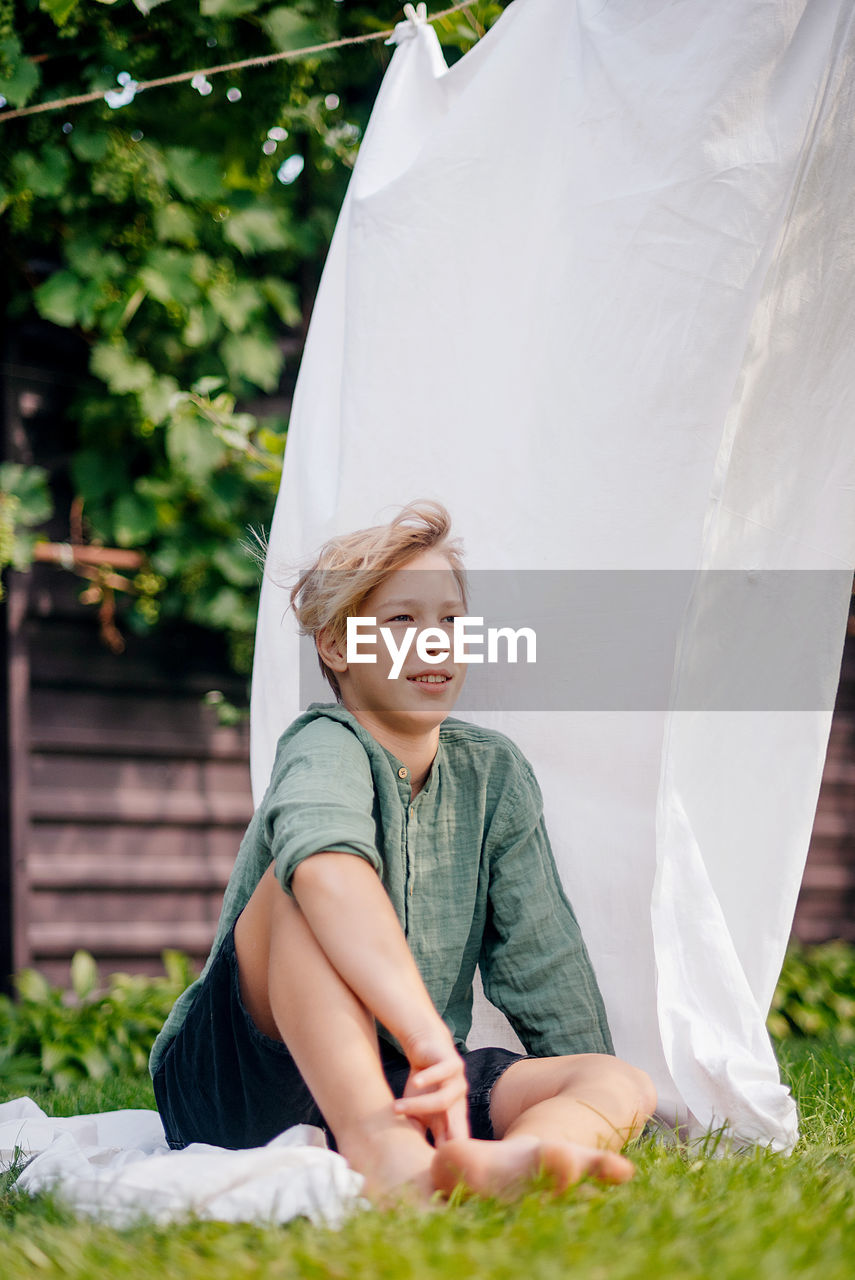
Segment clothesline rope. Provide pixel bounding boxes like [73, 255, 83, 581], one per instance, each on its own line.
[0, 2, 474, 124]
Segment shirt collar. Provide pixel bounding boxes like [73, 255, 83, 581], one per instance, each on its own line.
[380, 738, 442, 803]
[302, 702, 442, 802]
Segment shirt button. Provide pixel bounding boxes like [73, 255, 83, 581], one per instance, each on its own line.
[397, 767, 408, 779]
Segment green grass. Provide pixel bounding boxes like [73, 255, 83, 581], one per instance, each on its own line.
[1, 1039, 854, 1279]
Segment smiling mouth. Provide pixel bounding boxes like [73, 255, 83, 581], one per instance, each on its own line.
[407, 674, 451, 684]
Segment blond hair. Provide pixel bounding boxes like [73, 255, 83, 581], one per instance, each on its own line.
[290, 501, 466, 699]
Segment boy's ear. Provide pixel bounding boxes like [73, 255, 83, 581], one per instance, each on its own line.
[316, 626, 348, 673]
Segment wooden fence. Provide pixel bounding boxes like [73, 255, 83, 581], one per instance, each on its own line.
[792, 608, 855, 942]
[2, 568, 253, 987]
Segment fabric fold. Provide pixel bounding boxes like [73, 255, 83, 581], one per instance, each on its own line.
[1, 1098, 364, 1227]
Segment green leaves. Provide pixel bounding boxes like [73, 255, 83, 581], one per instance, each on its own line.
[33, 236, 125, 330]
[166, 413, 228, 486]
[221, 331, 284, 391]
[139, 374, 181, 426]
[261, 277, 301, 326]
[66, 237, 124, 283]
[0, 0, 427, 679]
[222, 206, 293, 256]
[201, 0, 258, 15]
[67, 127, 110, 164]
[0, 36, 41, 108]
[112, 492, 159, 546]
[39, 0, 80, 27]
[35, 272, 104, 328]
[90, 344, 181, 427]
[91, 341, 156, 395]
[208, 279, 266, 332]
[155, 202, 199, 247]
[769, 940, 855, 1043]
[213, 541, 260, 587]
[163, 148, 225, 203]
[0, 464, 53, 591]
[12, 145, 70, 198]
[71, 449, 129, 502]
[70, 950, 98, 1001]
[0, 951, 199, 1091]
[262, 7, 325, 52]
[14, 967, 52, 1005]
[0, 464, 53, 527]
[139, 247, 202, 308]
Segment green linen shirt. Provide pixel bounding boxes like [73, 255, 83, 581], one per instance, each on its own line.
[150, 704, 613, 1075]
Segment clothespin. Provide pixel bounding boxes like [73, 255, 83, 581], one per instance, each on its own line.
[386, 2, 428, 45]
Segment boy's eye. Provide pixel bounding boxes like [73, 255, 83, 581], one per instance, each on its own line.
[385, 613, 460, 624]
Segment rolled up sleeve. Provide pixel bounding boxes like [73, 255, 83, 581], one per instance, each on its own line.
[263, 719, 383, 895]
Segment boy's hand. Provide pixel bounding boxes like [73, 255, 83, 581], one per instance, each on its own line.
[394, 1030, 470, 1145]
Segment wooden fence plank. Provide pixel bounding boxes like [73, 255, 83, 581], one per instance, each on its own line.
[29, 920, 221, 957]
[28, 855, 234, 890]
[29, 689, 249, 760]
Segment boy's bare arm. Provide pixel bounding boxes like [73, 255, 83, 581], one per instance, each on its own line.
[291, 852, 467, 1140]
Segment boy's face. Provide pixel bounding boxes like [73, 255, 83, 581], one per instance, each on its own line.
[324, 547, 467, 736]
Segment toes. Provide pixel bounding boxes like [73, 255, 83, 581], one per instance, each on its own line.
[431, 1139, 480, 1194]
[587, 1149, 636, 1184]
[541, 1141, 636, 1189]
[431, 1136, 637, 1201]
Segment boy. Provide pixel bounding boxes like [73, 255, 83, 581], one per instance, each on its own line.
[150, 502, 655, 1203]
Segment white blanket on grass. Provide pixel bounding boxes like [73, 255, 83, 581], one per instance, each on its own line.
[0, 1098, 363, 1227]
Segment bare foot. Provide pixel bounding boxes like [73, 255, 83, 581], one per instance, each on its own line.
[431, 1135, 635, 1201]
[340, 1125, 438, 1208]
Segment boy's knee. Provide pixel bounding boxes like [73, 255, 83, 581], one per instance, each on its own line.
[574, 1053, 657, 1118]
[626, 1062, 657, 1118]
[610, 1058, 657, 1119]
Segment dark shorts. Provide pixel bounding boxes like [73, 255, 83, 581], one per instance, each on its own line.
[152, 923, 528, 1151]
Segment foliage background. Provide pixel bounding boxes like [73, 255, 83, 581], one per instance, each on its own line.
[0, 0, 504, 676]
[2, 938, 852, 1097]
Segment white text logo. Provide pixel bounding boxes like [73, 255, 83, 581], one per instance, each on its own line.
[346, 617, 537, 679]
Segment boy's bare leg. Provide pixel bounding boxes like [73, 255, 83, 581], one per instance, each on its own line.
[432, 1054, 656, 1198]
[235, 859, 651, 1203]
[234, 866, 436, 1203]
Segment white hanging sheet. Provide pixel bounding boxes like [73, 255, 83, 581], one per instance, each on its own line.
[252, 0, 855, 1152]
